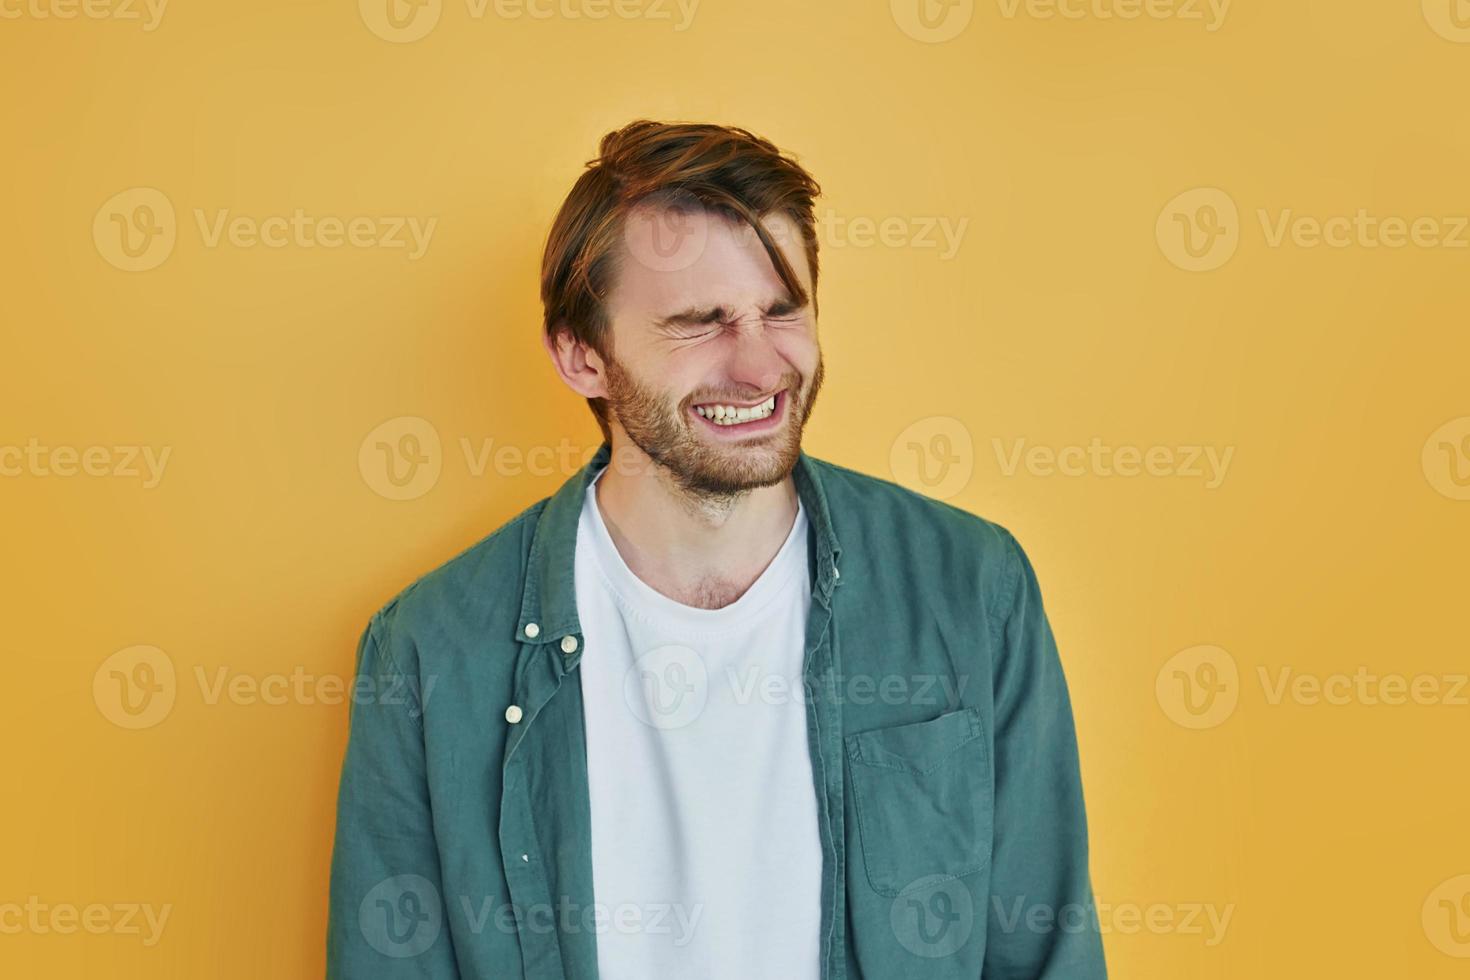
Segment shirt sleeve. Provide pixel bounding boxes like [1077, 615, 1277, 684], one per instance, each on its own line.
[982, 531, 1108, 979]
[326, 614, 461, 978]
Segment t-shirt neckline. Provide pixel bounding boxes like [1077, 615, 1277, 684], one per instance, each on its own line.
[580, 465, 809, 631]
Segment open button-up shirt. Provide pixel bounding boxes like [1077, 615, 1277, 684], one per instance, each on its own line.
[327, 439, 1107, 979]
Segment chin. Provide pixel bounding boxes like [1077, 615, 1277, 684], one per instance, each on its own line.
[679, 440, 799, 496]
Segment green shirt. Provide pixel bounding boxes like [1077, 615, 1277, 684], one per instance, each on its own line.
[327, 439, 1107, 978]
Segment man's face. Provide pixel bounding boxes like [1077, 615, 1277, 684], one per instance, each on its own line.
[599, 204, 824, 497]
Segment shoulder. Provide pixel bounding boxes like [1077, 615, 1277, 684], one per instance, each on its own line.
[803, 453, 1031, 614]
[804, 453, 1024, 559]
[365, 497, 549, 644]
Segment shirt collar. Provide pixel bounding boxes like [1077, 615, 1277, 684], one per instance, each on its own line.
[513, 439, 842, 646]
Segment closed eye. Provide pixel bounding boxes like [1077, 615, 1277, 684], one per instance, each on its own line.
[657, 299, 805, 332]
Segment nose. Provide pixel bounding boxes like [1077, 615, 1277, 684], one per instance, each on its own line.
[722, 320, 789, 398]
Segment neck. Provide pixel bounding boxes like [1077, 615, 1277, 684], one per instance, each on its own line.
[592, 439, 801, 609]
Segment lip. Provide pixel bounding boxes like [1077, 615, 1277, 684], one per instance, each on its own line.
[689, 390, 787, 438]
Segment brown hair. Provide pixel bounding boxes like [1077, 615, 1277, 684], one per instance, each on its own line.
[540, 120, 823, 443]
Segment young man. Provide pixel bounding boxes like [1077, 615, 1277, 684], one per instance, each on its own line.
[328, 120, 1107, 979]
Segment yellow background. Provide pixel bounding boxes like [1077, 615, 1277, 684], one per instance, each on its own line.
[4, 0, 1469, 975]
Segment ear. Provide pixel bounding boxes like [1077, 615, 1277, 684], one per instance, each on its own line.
[542, 324, 609, 401]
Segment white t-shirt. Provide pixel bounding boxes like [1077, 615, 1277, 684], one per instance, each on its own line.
[574, 465, 822, 980]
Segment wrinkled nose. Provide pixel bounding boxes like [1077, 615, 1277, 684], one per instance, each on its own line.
[722, 323, 789, 399]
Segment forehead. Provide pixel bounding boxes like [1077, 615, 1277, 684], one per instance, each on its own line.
[607, 205, 811, 317]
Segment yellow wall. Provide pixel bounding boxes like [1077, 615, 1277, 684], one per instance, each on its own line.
[4, 0, 1469, 975]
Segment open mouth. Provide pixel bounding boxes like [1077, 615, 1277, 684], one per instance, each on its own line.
[689, 390, 787, 435]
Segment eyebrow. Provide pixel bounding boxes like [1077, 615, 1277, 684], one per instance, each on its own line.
[655, 297, 802, 329]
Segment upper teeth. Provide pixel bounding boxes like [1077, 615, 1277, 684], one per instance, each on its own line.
[695, 395, 777, 425]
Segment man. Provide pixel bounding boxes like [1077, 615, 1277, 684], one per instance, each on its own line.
[328, 120, 1107, 979]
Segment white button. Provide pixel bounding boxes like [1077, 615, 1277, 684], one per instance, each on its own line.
[560, 635, 578, 654]
[505, 705, 523, 724]
[521, 853, 529, 862]
[523, 622, 540, 638]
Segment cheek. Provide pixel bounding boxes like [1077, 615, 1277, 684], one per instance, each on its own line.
[774, 329, 820, 376]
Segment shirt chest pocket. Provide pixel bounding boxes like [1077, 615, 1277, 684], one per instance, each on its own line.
[844, 706, 993, 898]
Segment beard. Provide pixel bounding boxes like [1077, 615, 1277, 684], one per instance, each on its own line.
[602, 353, 825, 498]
